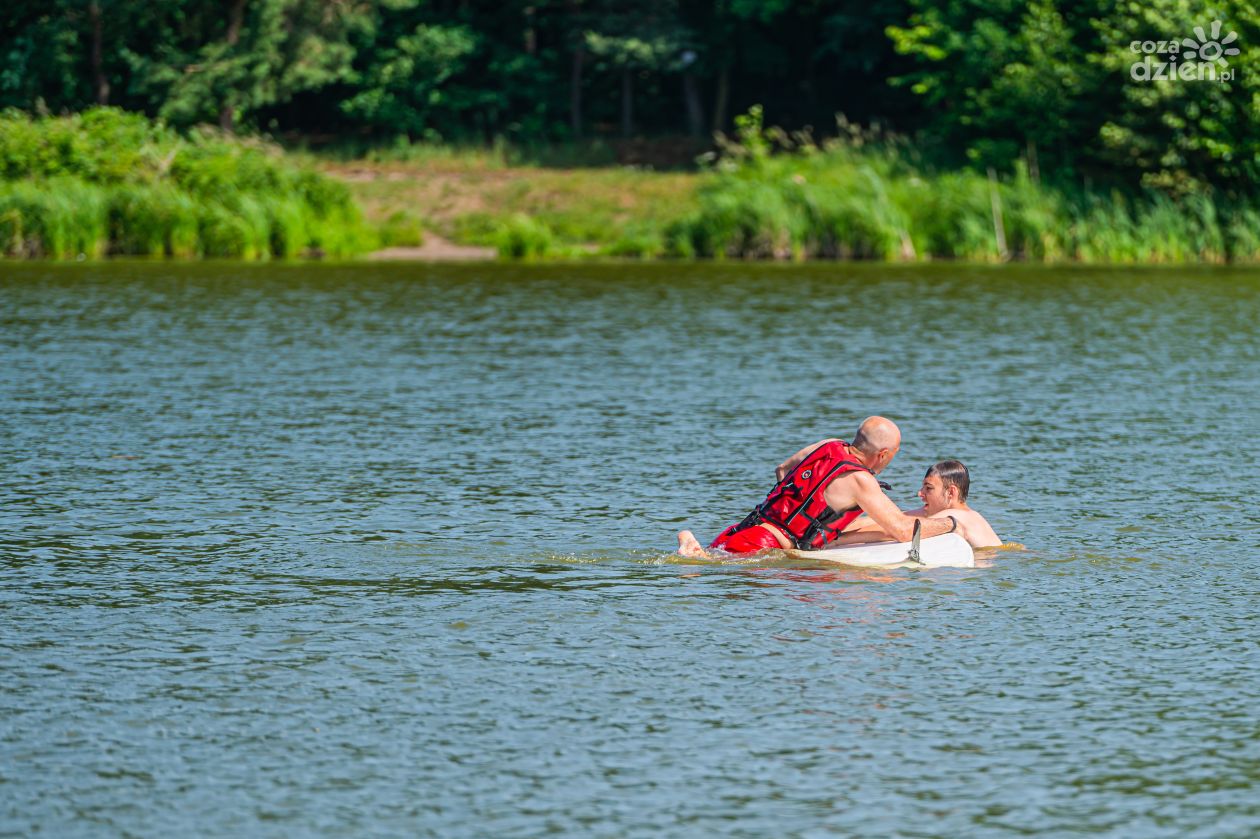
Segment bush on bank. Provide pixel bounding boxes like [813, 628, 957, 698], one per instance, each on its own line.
[0, 108, 373, 259]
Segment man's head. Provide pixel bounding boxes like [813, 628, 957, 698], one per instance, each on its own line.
[918, 460, 970, 514]
[851, 416, 901, 474]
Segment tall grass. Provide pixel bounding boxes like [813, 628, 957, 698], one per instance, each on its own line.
[663, 107, 1260, 264]
[0, 178, 108, 259]
[0, 108, 375, 260]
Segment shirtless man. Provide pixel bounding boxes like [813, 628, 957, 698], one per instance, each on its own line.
[838, 460, 1000, 548]
[676, 416, 962, 557]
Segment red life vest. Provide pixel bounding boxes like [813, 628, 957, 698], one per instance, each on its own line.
[741, 440, 874, 550]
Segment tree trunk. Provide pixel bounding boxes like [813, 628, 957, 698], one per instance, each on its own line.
[1027, 138, 1041, 185]
[683, 70, 703, 137]
[523, 5, 536, 55]
[219, 0, 247, 132]
[712, 61, 730, 134]
[620, 66, 633, 138]
[225, 0, 245, 48]
[567, 0, 584, 139]
[570, 44, 584, 139]
[89, 1, 109, 105]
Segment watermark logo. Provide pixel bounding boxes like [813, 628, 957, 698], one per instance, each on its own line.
[1130, 19, 1240, 83]
[1184, 20, 1240, 66]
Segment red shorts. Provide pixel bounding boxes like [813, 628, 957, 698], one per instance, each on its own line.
[710, 523, 783, 554]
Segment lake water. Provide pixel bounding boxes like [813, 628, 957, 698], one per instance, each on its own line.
[2, 262, 1259, 836]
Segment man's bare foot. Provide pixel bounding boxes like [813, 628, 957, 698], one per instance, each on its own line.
[676, 529, 709, 558]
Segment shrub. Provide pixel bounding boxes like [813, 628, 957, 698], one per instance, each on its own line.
[602, 223, 664, 258]
[494, 213, 554, 260]
[378, 210, 425, 248]
[0, 177, 107, 258]
[0, 108, 374, 260]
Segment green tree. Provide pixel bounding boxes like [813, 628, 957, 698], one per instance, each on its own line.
[125, 0, 369, 132]
[886, 0, 1109, 177]
[1089, 0, 1260, 194]
[886, 0, 1260, 193]
[585, 27, 691, 137]
[335, 1, 565, 143]
[1, 1, 95, 112]
[339, 19, 478, 139]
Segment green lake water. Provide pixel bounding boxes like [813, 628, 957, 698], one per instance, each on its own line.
[2, 262, 1259, 836]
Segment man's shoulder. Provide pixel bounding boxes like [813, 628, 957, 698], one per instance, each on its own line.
[823, 465, 878, 505]
[832, 467, 876, 485]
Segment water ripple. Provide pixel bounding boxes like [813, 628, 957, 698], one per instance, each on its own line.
[2, 263, 1259, 835]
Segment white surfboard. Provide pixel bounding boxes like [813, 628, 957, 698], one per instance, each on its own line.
[784, 533, 975, 568]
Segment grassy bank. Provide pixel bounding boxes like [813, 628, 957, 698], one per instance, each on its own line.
[316, 141, 699, 260]
[7, 106, 1259, 264]
[329, 109, 1260, 264]
[0, 109, 373, 259]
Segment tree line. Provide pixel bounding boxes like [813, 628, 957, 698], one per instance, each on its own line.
[2, 0, 1258, 193]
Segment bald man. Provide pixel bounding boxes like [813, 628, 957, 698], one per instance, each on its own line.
[676, 416, 961, 557]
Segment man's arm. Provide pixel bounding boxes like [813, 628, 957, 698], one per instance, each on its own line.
[840, 512, 878, 533]
[775, 439, 839, 481]
[840, 472, 956, 543]
[830, 528, 895, 545]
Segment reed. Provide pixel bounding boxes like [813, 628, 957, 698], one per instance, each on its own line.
[1225, 206, 1260, 261]
[494, 213, 556, 260]
[0, 178, 108, 259]
[107, 183, 199, 257]
[664, 109, 1260, 264]
[601, 223, 665, 258]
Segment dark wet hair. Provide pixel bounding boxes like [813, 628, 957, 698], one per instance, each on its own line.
[925, 460, 970, 501]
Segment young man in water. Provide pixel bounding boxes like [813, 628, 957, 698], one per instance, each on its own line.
[676, 416, 961, 557]
[837, 460, 1000, 549]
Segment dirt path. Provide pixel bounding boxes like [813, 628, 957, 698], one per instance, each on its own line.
[366, 233, 494, 261]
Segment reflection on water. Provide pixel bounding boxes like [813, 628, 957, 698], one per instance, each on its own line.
[2, 262, 1259, 835]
